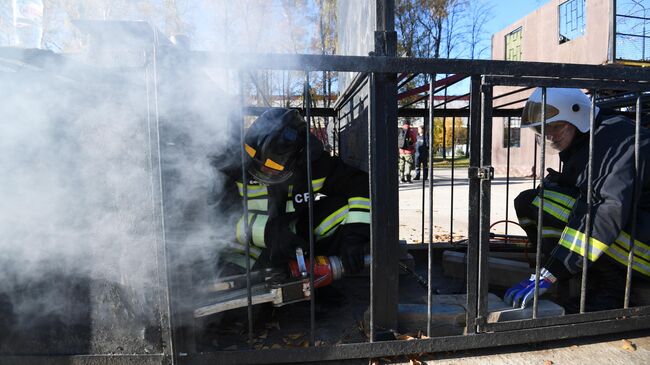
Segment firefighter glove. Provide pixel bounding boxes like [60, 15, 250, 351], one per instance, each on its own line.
[340, 242, 366, 275]
[504, 268, 557, 308]
[264, 214, 306, 266]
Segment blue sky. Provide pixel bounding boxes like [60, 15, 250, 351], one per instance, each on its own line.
[484, 0, 551, 35]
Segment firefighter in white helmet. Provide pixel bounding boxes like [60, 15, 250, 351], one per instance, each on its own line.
[505, 88, 650, 313]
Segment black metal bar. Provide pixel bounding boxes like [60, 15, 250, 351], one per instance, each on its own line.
[421, 98, 428, 245]
[427, 73, 437, 336]
[625, 94, 643, 308]
[434, 92, 469, 109]
[149, 42, 175, 362]
[477, 81, 493, 330]
[580, 90, 597, 313]
[484, 75, 650, 92]
[303, 74, 317, 346]
[483, 305, 650, 332]
[450, 96, 455, 245]
[533, 88, 547, 318]
[491, 86, 533, 101]
[1, 354, 168, 365]
[186, 53, 650, 81]
[369, 71, 399, 339]
[398, 73, 419, 89]
[466, 75, 482, 334]
[533, 139, 538, 188]
[238, 71, 254, 347]
[244, 106, 336, 118]
[398, 108, 522, 118]
[493, 97, 529, 110]
[183, 314, 650, 364]
[505, 117, 512, 242]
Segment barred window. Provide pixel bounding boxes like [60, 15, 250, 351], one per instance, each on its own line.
[505, 27, 523, 61]
[503, 117, 521, 148]
[559, 0, 586, 44]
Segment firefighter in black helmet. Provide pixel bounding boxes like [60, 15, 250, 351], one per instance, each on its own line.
[226, 108, 370, 275]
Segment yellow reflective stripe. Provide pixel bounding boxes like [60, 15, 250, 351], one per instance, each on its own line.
[543, 190, 575, 209]
[312, 177, 326, 192]
[236, 182, 268, 198]
[559, 227, 609, 262]
[314, 205, 348, 236]
[236, 213, 268, 247]
[542, 227, 563, 238]
[247, 199, 268, 212]
[251, 214, 268, 248]
[288, 185, 293, 197]
[532, 197, 571, 222]
[615, 231, 650, 262]
[285, 200, 295, 213]
[518, 217, 536, 227]
[348, 197, 371, 210]
[605, 244, 650, 276]
[345, 211, 371, 224]
[235, 214, 253, 245]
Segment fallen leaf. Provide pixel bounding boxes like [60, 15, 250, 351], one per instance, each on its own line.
[409, 358, 423, 365]
[299, 340, 309, 347]
[254, 344, 263, 350]
[270, 344, 282, 349]
[396, 334, 416, 341]
[622, 339, 637, 351]
[369, 359, 380, 365]
[257, 331, 268, 339]
[543, 360, 554, 365]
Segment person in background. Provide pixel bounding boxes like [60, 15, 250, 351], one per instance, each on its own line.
[398, 120, 417, 183]
[413, 126, 428, 181]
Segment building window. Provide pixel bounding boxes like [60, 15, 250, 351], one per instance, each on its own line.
[559, 0, 586, 44]
[503, 117, 521, 148]
[505, 27, 523, 61]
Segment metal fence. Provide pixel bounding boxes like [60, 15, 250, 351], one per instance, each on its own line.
[173, 52, 650, 364]
[3, 44, 650, 365]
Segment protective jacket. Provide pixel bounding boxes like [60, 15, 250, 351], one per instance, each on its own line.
[224, 150, 370, 270]
[538, 114, 650, 280]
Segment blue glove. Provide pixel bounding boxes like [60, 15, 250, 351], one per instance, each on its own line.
[504, 268, 557, 308]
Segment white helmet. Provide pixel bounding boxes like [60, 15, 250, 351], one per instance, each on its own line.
[521, 88, 598, 133]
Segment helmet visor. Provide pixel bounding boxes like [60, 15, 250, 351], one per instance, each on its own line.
[247, 155, 296, 185]
[521, 100, 561, 128]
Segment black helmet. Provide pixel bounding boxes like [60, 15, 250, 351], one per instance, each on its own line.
[244, 108, 314, 185]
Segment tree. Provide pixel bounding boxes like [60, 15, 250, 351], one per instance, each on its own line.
[464, 0, 493, 59]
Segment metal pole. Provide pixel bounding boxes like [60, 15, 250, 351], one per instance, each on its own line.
[465, 75, 482, 334]
[580, 90, 598, 313]
[303, 74, 316, 345]
[427, 73, 437, 336]
[532, 88, 547, 318]
[477, 80, 493, 329]
[421, 98, 427, 245]
[624, 94, 643, 308]
[505, 117, 512, 242]
[238, 71, 254, 347]
[609, 0, 618, 63]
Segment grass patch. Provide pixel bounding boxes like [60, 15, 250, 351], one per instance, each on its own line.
[431, 156, 470, 168]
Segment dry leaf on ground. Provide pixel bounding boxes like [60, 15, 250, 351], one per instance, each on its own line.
[622, 339, 637, 351]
